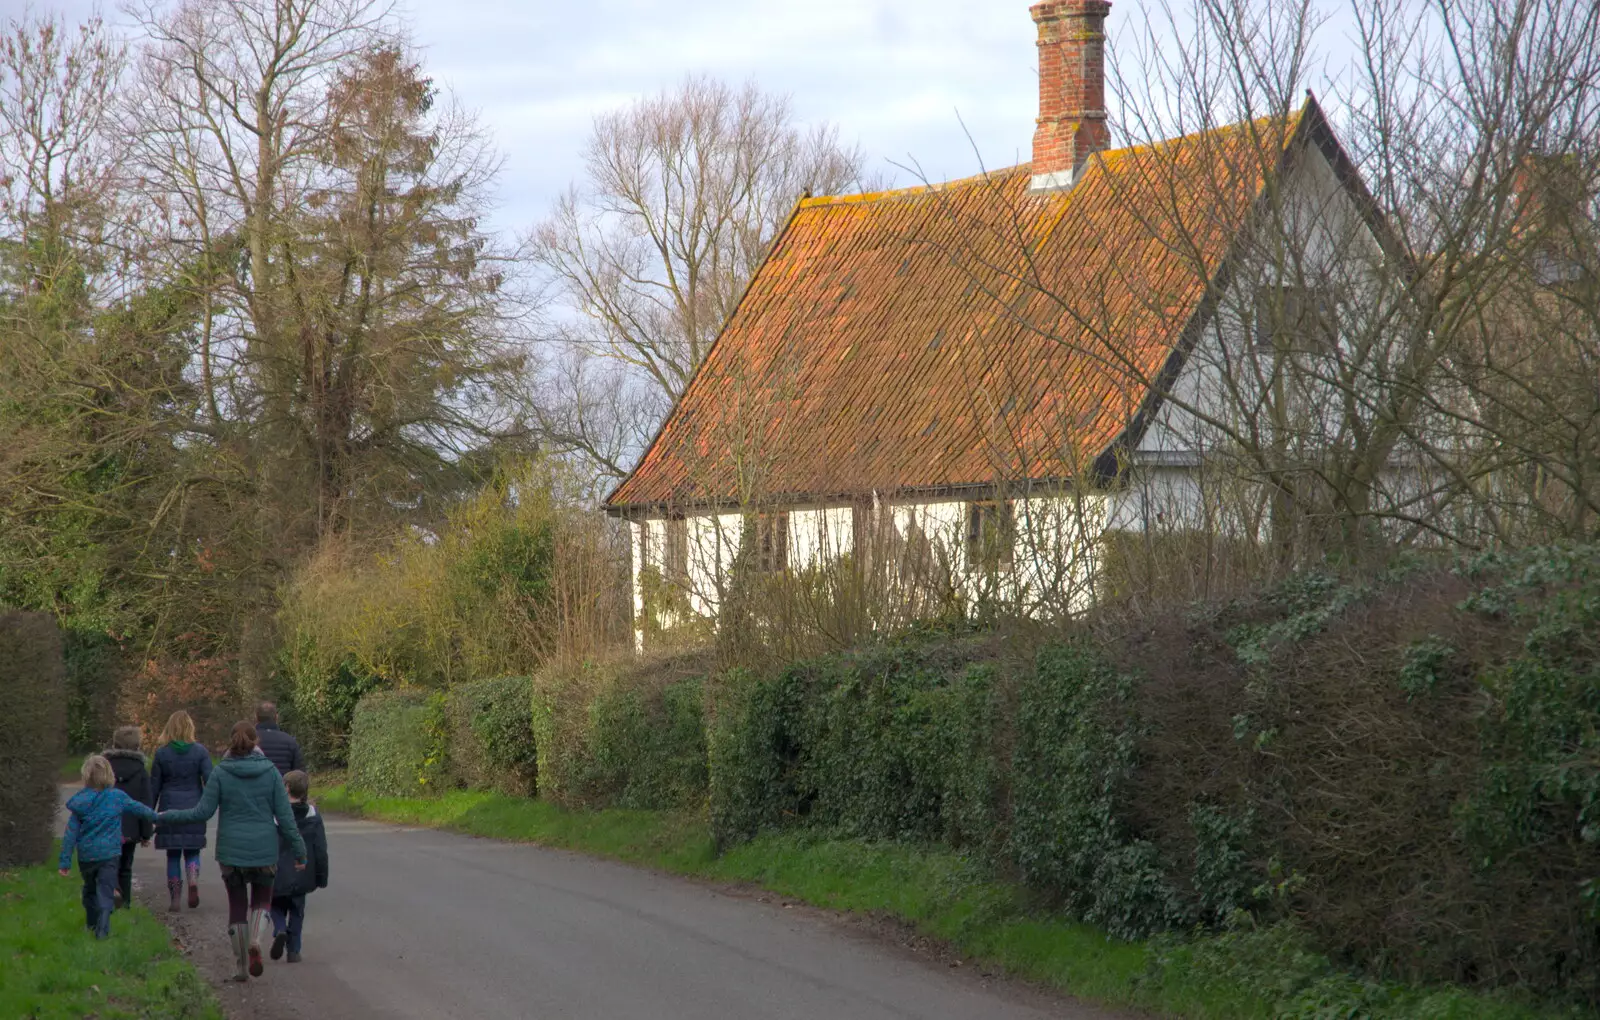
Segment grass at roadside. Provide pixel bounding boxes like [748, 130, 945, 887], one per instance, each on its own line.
[0, 857, 221, 1020]
[318, 785, 1577, 1019]
[59, 754, 86, 781]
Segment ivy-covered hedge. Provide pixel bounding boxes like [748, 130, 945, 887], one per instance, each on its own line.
[706, 548, 1600, 1006]
[531, 651, 709, 810]
[347, 690, 440, 798]
[708, 638, 1007, 853]
[0, 611, 68, 867]
[446, 675, 537, 796]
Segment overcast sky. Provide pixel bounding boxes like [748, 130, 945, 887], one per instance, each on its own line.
[401, 0, 1049, 235]
[37, 0, 1361, 238]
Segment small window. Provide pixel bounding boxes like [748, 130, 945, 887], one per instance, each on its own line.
[966, 501, 1015, 573]
[1254, 285, 1338, 352]
[852, 499, 876, 569]
[754, 513, 789, 574]
[664, 518, 689, 585]
[636, 521, 653, 571]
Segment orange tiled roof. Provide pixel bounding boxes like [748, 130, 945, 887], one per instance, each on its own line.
[607, 105, 1321, 512]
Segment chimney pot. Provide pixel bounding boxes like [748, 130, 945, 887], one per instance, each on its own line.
[1030, 0, 1112, 193]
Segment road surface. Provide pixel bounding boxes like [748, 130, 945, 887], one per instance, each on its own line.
[67, 792, 1110, 1019]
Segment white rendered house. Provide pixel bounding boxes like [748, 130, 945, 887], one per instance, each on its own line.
[604, 1, 1412, 642]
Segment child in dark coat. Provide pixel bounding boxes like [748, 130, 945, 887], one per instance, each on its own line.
[103, 725, 155, 911]
[60, 755, 160, 938]
[269, 770, 329, 963]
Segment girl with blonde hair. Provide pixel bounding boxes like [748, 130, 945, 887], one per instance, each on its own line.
[150, 710, 213, 911]
[59, 755, 158, 938]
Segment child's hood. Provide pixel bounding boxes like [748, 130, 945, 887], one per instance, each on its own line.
[66, 787, 115, 812]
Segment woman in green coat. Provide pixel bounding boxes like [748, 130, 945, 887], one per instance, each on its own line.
[160, 721, 307, 982]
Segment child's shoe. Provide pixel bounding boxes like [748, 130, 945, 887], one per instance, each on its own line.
[270, 931, 287, 961]
[287, 951, 302, 963]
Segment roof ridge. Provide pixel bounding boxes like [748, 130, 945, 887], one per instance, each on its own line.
[801, 111, 1300, 211]
[800, 164, 1033, 208]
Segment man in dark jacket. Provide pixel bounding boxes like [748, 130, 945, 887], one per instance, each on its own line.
[255, 702, 307, 775]
[103, 726, 154, 910]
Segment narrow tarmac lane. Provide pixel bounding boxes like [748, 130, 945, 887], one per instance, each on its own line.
[72, 792, 1110, 1019]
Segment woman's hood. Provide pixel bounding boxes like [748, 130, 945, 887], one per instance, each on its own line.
[217, 752, 277, 780]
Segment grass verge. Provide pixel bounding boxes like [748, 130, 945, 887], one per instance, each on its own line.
[59, 755, 86, 781]
[0, 856, 221, 1020]
[318, 785, 1578, 1020]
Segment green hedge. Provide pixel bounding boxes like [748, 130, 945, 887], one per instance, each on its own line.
[446, 675, 537, 796]
[0, 611, 68, 867]
[347, 689, 439, 798]
[707, 640, 1006, 853]
[531, 652, 709, 810]
[704, 549, 1600, 1006]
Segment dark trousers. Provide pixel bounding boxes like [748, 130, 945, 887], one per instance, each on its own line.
[270, 895, 306, 953]
[116, 842, 138, 908]
[221, 865, 275, 925]
[79, 857, 117, 937]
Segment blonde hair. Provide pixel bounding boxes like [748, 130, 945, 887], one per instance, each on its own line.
[158, 710, 196, 746]
[81, 755, 115, 790]
[111, 725, 142, 751]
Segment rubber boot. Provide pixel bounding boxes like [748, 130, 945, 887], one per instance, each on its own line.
[186, 861, 201, 909]
[227, 925, 250, 982]
[166, 878, 183, 913]
[246, 909, 266, 976]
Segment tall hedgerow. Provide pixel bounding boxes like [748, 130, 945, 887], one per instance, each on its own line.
[707, 634, 1012, 853]
[702, 548, 1600, 1004]
[530, 650, 710, 810]
[0, 611, 68, 866]
[347, 690, 438, 798]
[446, 675, 538, 796]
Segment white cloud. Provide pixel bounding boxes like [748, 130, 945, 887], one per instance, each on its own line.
[38, 0, 1363, 238]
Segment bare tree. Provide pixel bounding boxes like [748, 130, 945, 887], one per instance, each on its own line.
[922, 0, 1600, 588]
[528, 76, 875, 485]
[125, 1, 529, 551]
[0, 12, 126, 293]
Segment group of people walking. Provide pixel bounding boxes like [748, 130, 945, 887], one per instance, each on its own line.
[59, 702, 331, 981]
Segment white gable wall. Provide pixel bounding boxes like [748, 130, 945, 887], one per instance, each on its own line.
[1124, 137, 1410, 535]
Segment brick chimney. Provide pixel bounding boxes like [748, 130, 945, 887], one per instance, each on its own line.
[1030, 0, 1112, 192]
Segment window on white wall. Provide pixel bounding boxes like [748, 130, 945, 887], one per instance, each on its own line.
[664, 519, 689, 585]
[1254, 284, 1338, 352]
[636, 521, 652, 572]
[754, 513, 789, 574]
[965, 501, 1015, 573]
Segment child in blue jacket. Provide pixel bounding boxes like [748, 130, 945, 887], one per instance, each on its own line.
[59, 755, 160, 938]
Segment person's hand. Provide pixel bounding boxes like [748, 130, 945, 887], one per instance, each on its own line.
[140, 840, 150, 848]
[294, 862, 307, 871]
[58, 868, 70, 878]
